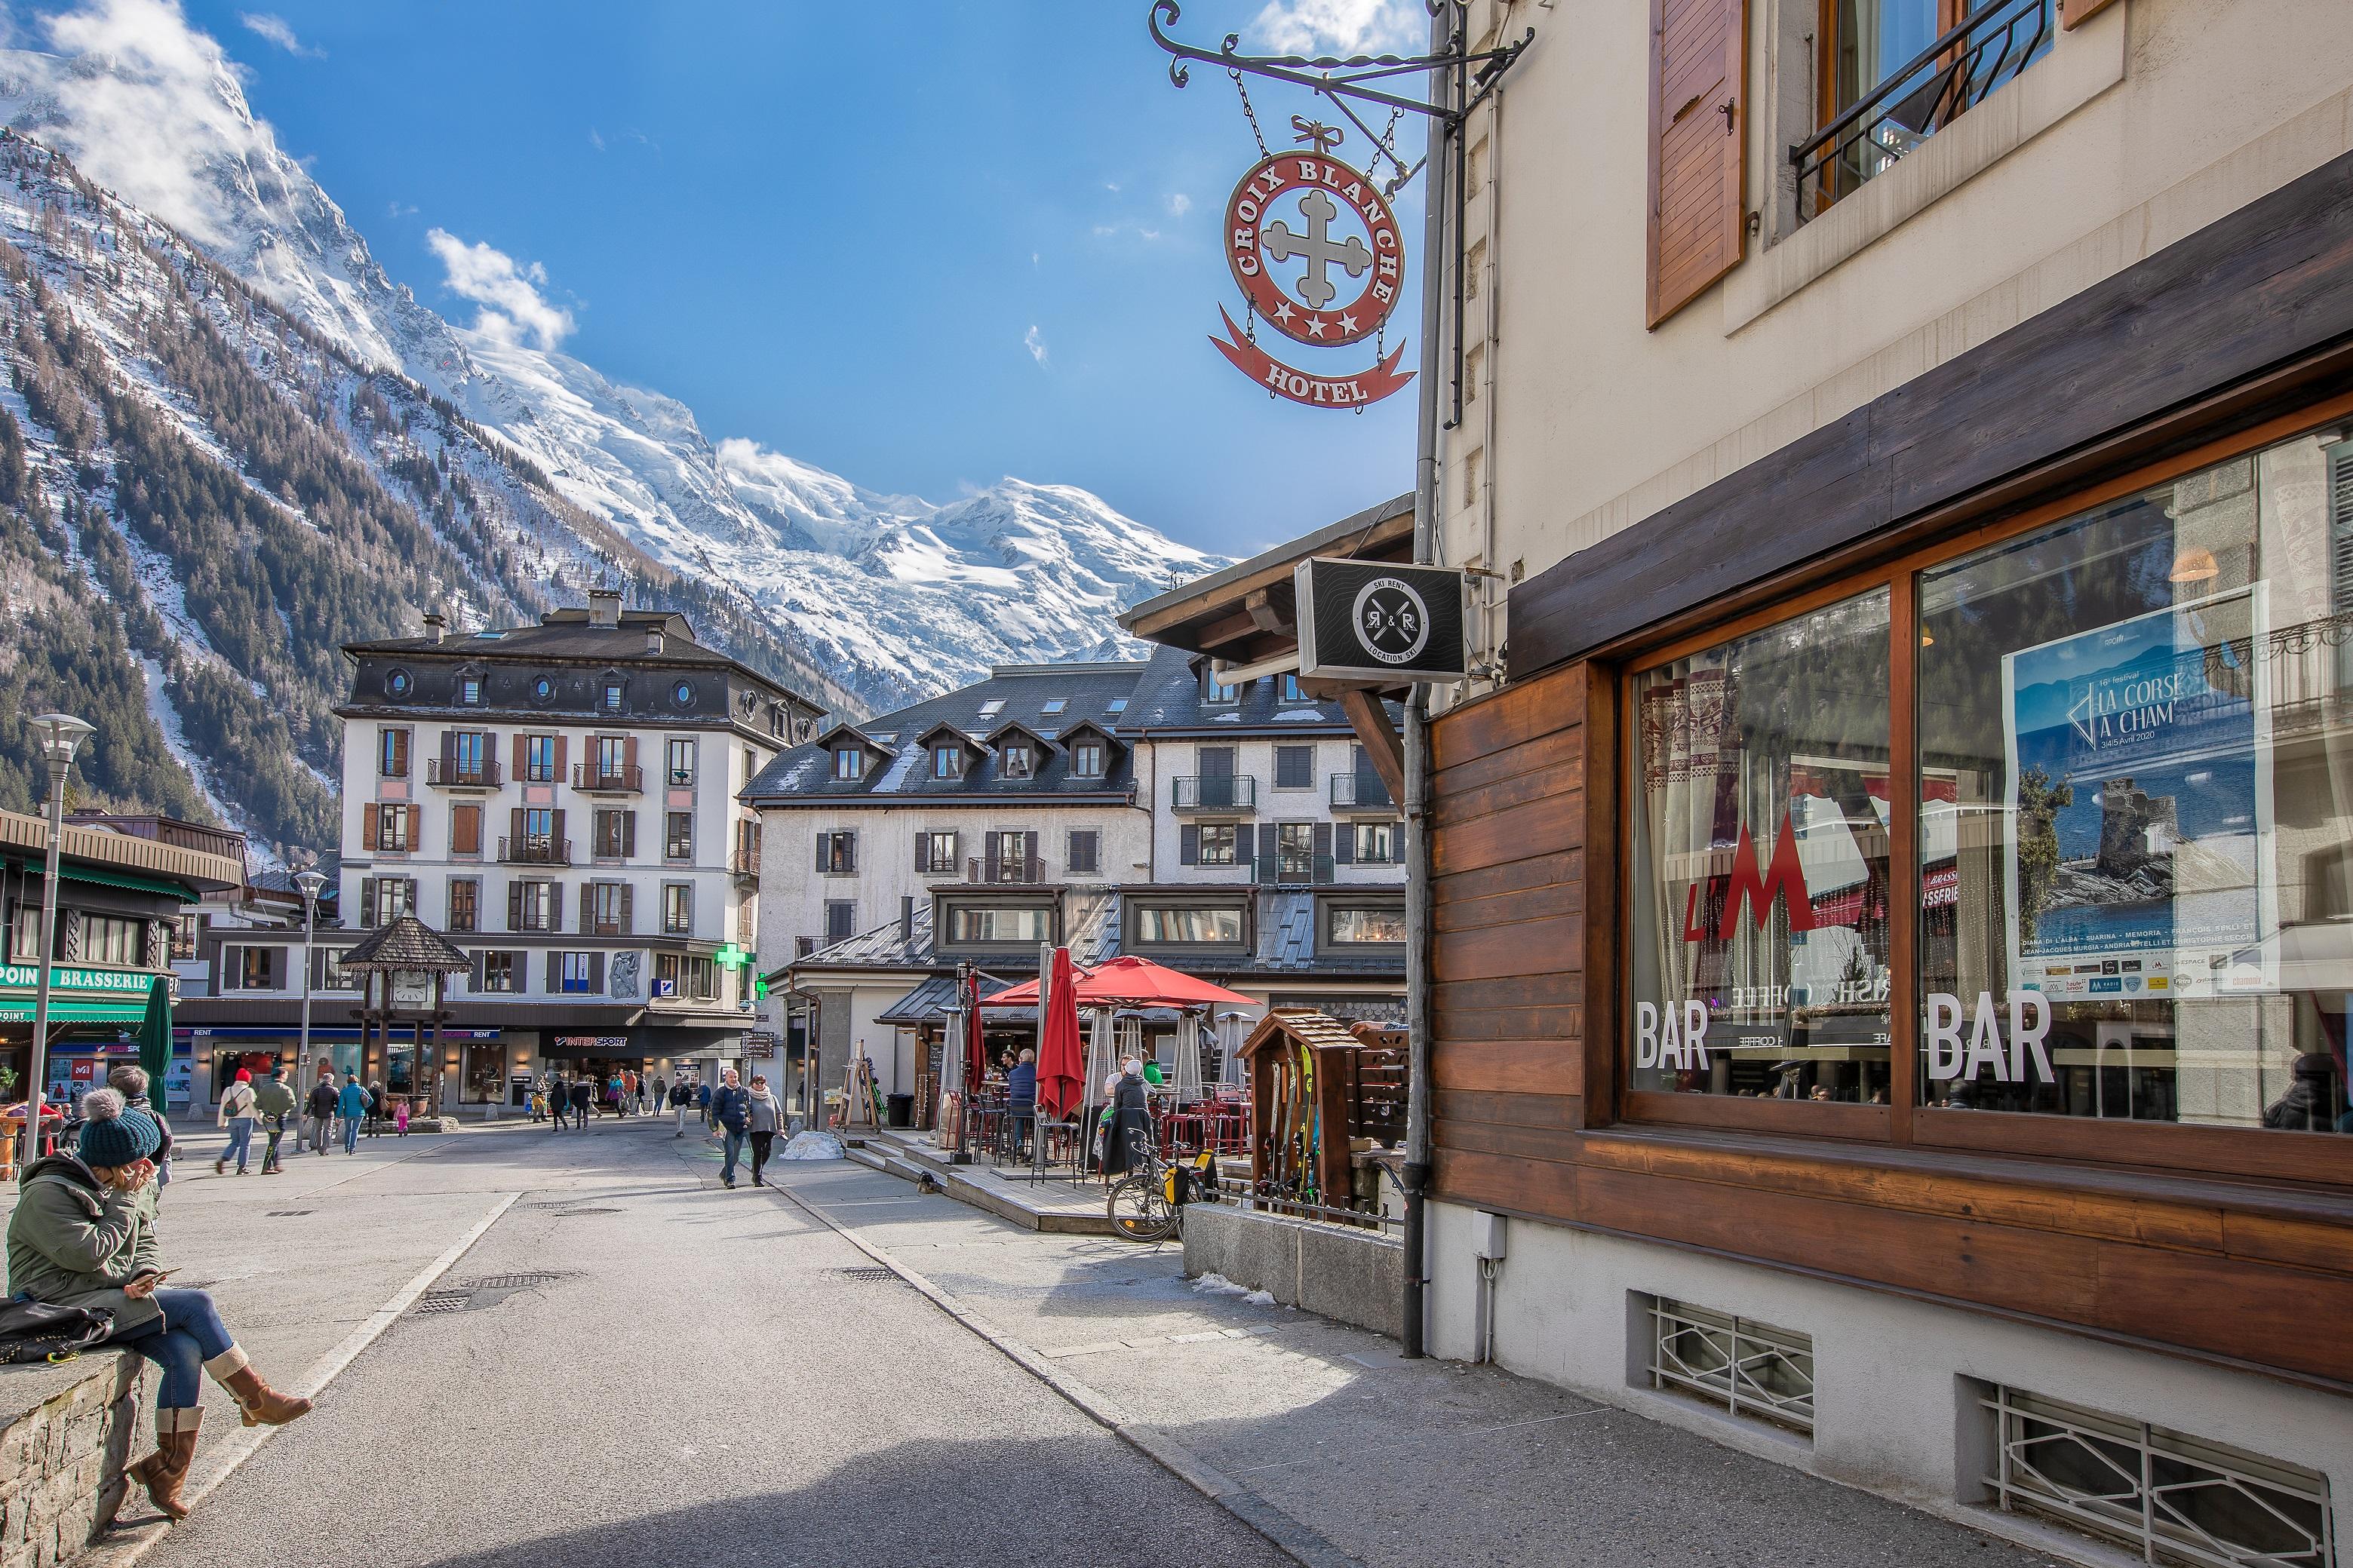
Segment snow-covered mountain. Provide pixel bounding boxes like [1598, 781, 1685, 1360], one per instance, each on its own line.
[0, 3, 1227, 713]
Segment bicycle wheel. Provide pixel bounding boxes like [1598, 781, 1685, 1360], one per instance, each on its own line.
[1106, 1175, 1177, 1242]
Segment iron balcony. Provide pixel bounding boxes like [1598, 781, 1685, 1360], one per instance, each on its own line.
[1172, 775, 1258, 813]
[1329, 772, 1393, 810]
[426, 759, 502, 790]
[571, 763, 643, 794]
[497, 836, 572, 866]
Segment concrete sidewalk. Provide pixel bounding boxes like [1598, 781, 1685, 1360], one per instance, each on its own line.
[764, 1154, 2072, 1568]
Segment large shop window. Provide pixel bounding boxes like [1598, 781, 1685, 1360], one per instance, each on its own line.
[1917, 434, 2352, 1143]
[1631, 591, 1894, 1106]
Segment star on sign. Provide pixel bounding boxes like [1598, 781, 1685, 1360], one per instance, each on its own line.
[1307, 317, 1327, 338]
[1338, 313, 1359, 333]
[1272, 300, 1297, 323]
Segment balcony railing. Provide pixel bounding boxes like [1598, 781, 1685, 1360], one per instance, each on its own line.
[583, 916, 633, 938]
[426, 758, 502, 789]
[969, 855, 1049, 885]
[731, 845, 762, 882]
[1330, 772, 1393, 810]
[1792, 0, 2052, 219]
[1172, 775, 1258, 812]
[497, 836, 572, 866]
[571, 763, 643, 794]
[1256, 852, 1335, 887]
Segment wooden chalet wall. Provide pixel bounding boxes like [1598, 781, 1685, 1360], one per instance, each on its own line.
[1427, 665, 2353, 1393]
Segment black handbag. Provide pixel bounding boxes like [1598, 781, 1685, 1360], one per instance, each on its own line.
[0, 1298, 114, 1365]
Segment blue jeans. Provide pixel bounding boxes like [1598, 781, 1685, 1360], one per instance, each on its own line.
[720, 1129, 745, 1183]
[223, 1118, 255, 1172]
[111, 1289, 234, 1409]
[342, 1116, 359, 1154]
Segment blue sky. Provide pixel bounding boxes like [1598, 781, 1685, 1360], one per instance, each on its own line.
[174, 0, 1435, 558]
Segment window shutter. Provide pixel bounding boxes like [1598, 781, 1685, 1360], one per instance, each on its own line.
[510, 806, 525, 848]
[362, 803, 379, 848]
[1646, 0, 1746, 327]
[1314, 823, 1333, 862]
[440, 729, 456, 769]
[624, 735, 638, 775]
[622, 811, 637, 857]
[360, 879, 378, 928]
[508, 881, 524, 931]
[916, 832, 929, 873]
[620, 884, 634, 934]
[272, 947, 288, 989]
[549, 882, 564, 931]
[404, 879, 418, 916]
[513, 733, 527, 780]
[551, 808, 567, 850]
[1024, 831, 1038, 874]
[545, 952, 560, 993]
[1335, 825, 1355, 865]
[1236, 825, 1255, 868]
[590, 953, 606, 993]
[817, 833, 829, 873]
[471, 953, 486, 993]
[555, 735, 569, 781]
[2329, 444, 2353, 615]
[844, 832, 857, 873]
[1180, 824, 1198, 866]
[452, 805, 481, 856]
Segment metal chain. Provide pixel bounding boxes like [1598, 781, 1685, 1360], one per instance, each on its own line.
[1228, 68, 1270, 158]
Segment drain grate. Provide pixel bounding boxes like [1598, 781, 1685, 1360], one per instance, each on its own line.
[551, 1207, 620, 1217]
[831, 1266, 899, 1283]
[264, 1210, 314, 1218]
[413, 1271, 576, 1315]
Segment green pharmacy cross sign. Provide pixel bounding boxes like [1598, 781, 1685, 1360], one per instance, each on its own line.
[714, 944, 752, 969]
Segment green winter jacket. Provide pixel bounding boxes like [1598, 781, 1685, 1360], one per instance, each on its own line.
[5, 1155, 162, 1334]
[250, 1079, 298, 1120]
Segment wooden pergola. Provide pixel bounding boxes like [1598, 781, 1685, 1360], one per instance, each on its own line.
[339, 916, 468, 1113]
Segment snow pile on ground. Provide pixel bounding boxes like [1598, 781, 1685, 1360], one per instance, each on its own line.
[1189, 1273, 1275, 1306]
[780, 1131, 845, 1161]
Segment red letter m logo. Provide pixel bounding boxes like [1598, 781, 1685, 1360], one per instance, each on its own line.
[1716, 817, 1817, 939]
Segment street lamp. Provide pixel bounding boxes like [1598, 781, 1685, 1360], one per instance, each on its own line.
[293, 867, 325, 1096]
[26, 713, 94, 1140]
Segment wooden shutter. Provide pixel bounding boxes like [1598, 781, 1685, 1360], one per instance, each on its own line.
[1313, 823, 1333, 863]
[1236, 825, 1255, 870]
[471, 953, 486, 993]
[452, 804, 481, 856]
[403, 879, 419, 917]
[555, 735, 569, 781]
[1024, 831, 1038, 876]
[1334, 823, 1355, 865]
[268, 947, 287, 990]
[1646, 0, 1746, 327]
[545, 952, 560, 993]
[508, 881, 524, 931]
[2330, 444, 2353, 615]
[620, 884, 634, 934]
[590, 953, 606, 993]
[513, 733, 527, 780]
[362, 803, 380, 851]
[816, 832, 829, 872]
[551, 809, 567, 852]
[439, 729, 456, 772]
[548, 882, 564, 931]
[359, 878, 378, 928]
[1179, 825, 1198, 865]
[843, 831, 856, 873]
[916, 832, 930, 873]
[510, 807, 525, 852]
[624, 735, 637, 775]
[622, 811, 637, 857]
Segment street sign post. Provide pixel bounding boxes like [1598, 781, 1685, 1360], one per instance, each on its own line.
[1293, 556, 1467, 684]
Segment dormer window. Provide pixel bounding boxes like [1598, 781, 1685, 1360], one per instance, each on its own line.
[604, 682, 625, 712]
[932, 745, 964, 780]
[458, 671, 484, 707]
[1203, 668, 1242, 704]
[834, 747, 865, 782]
[1001, 746, 1033, 780]
[1071, 740, 1105, 779]
[1279, 673, 1307, 702]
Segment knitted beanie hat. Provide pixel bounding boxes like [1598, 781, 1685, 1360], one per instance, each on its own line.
[235, 1068, 252, 1082]
[77, 1088, 162, 1168]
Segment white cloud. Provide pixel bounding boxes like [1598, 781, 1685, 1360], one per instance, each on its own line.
[238, 11, 319, 57]
[1166, 192, 1192, 216]
[588, 127, 606, 152]
[386, 201, 416, 218]
[1252, 0, 1423, 54]
[1023, 325, 1048, 367]
[425, 229, 575, 350]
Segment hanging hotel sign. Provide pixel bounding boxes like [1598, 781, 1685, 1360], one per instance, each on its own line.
[1294, 557, 1467, 683]
[1212, 144, 1414, 410]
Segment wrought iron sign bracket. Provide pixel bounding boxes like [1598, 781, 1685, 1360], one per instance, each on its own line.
[1147, 1, 1533, 133]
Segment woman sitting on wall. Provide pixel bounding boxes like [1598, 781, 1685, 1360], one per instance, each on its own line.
[5, 1089, 311, 1522]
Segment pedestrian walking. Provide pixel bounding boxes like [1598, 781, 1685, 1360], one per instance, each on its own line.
[745, 1074, 782, 1187]
[653, 1076, 668, 1114]
[252, 1066, 295, 1174]
[547, 1075, 568, 1132]
[215, 1069, 257, 1177]
[711, 1068, 750, 1189]
[395, 1097, 410, 1135]
[106, 1066, 174, 1193]
[672, 1079, 690, 1137]
[365, 1080, 386, 1137]
[569, 1077, 592, 1128]
[306, 1067, 337, 1154]
[6, 1089, 312, 1522]
[1100, 1056, 1154, 1177]
[336, 1074, 368, 1155]
[696, 1079, 713, 1131]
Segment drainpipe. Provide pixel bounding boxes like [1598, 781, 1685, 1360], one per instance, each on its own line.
[1400, 0, 1458, 1362]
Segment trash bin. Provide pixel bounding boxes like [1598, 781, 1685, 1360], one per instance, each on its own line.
[886, 1094, 914, 1128]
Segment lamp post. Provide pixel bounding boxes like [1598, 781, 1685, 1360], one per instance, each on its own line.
[25, 714, 94, 1141]
[293, 867, 324, 1094]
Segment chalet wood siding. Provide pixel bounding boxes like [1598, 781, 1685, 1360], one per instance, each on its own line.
[1646, 0, 1746, 326]
[1427, 654, 2353, 1389]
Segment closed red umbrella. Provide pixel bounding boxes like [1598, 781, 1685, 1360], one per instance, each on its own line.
[1037, 947, 1085, 1118]
[964, 968, 988, 1094]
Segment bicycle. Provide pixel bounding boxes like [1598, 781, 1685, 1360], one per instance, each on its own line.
[1105, 1128, 1224, 1243]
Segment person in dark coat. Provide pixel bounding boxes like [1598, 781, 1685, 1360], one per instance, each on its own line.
[1004, 1048, 1037, 1158]
[2262, 1054, 2345, 1131]
[568, 1078, 594, 1127]
[1099, 1057, 1154, 1176]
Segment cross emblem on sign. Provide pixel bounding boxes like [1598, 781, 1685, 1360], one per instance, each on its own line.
[1261, 190, 1373, 310]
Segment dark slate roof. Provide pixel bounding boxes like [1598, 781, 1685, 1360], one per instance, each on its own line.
[346, 609, 728, 666]
[1117, 643, 1399, 737]
[340, 915, 469, 971]
[877, 971, 1028, 1026]
[742, 660, 1147, 806]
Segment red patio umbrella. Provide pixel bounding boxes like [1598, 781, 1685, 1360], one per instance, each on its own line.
[1036, 947, 1086, 1118]
[981, 955, 1256, 1011]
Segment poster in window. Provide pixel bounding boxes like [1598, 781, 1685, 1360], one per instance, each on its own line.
[2000, 587, 2276, 1002]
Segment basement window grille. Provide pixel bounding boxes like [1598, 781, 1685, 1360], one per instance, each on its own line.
[1984, 1386, 2335, 1568]
[1647, 1296, 1814, 1436]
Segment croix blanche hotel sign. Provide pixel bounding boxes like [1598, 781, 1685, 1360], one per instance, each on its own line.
[1212, 149, 1413, 409]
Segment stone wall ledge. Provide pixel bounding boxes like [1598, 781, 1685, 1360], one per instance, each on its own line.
[0, 1351, 140, 1568]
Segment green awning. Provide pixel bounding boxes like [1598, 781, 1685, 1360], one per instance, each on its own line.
[0, 998, 148, 1024]
[8, 860, 202, 903]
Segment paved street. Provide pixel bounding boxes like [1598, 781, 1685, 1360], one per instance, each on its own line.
[28, 1115, 2074, 1568]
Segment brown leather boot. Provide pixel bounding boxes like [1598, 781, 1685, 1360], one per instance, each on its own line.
[127, 1407, 200, 1521]
[204, 1347, 313, 1427]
